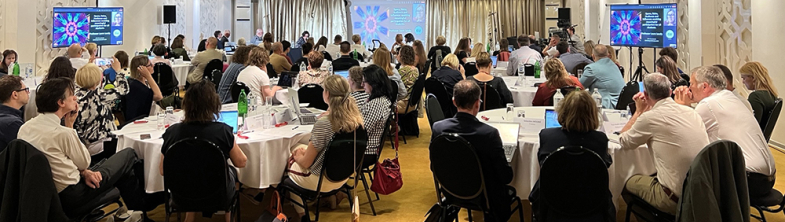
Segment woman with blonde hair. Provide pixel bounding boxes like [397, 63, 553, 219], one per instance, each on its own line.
[288, 75, 364, 216]
[84, 43, 98, 61]
[74, 61, 129, 164]
[740, 61, 780, 124]
[605, 45, 624, 74]
[470, 42, 484, 58]
[430, 54, 465, 94]
[584, 40, 595, 58]
[348, 66, 369, 109]
[655, 56, 688, 89]
[532, 58, 584, 106]
[237, 47, 282, 99]
[373, 47, 407, 100]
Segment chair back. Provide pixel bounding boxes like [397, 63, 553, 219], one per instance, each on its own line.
[163, 138, 233, 212]
[545, 86, 580, 107]
[763, 98, 783, 142]
[429, 134, 488, 206]
[389, 80, 400, 104]
[425, 94, 445, 127]
[322, 128, 368, 182]
[478, 83, 504, 111]
[572, 62, 590, 77]
[349, 51, 364, 62]
[322, 51, 333, 61]
[615, 81, 641, 110]
[211, 69, 223, 89]
[539, 146, 609, 220]
[464, 62, 479, 77]
[406, 74, 427, 110]
[288, 48, 304, 64]
[230, 82, 251, 103]
[203, 59, 224, 81]
[422, 60, 432, 76]
[153, 63, 178, 96]
[424, 77, 456, 118]
[265, 63, 277, 78]
[299, 84, 329, 110]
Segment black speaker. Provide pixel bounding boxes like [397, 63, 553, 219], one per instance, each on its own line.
[558, 8, 571, 21]
[163, 5, 176, 24]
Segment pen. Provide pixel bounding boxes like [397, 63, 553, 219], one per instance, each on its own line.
[292, 126, 299, 130]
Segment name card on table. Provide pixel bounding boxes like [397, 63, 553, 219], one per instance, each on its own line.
[165, 114, 181, 125]
[603, 121, 627, 135]
[245, 114, 268, 130]
[514, 117, 545, 134]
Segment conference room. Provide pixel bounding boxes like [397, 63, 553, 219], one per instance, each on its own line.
[1, 0, 784, 222]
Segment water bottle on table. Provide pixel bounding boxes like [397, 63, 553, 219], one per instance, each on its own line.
[516, 66, 525, 86]
[157, 112, 166, 130]
[553, 89, 564, 109]
[591, 88, 602, 109]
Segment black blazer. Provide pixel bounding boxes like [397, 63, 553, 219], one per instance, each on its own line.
[431, 112, 514, 220]
[0, 140, 68, 222]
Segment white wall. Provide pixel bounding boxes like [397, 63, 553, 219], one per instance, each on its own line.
[752, 0, 785, 146]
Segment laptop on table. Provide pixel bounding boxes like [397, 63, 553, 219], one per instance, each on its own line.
[486, 122, 520, 162]
[287, 88, 319, 125]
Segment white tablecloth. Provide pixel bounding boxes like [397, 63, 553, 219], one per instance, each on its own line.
[477, 107, 657, 207]
[500, 76, 543, 107]
[171, 62, 193, 87]
[113, 106, 314, 193]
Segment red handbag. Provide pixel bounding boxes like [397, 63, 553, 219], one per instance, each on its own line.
[370, 141, 403, 195]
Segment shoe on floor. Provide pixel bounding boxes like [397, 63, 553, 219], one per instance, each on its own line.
[114, 206, 131, 220]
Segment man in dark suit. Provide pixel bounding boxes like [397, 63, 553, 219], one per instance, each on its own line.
[331, 41, 360, 71]
[431, 80, 515, 222]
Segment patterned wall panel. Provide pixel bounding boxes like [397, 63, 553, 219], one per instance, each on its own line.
[715, 0, 752, 73]
[158, 0, 187, 41]
[35, 0, 91, 75]
[574, 0, 585, 41]
[0, 0, 4, 50]
[200, 0, 220, 39]
[677, 0, 689, 69]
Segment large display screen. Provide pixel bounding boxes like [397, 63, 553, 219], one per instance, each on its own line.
[609, 3, 677, 48]
[52, 7, 124, 48]
[350, 0, 426, 46]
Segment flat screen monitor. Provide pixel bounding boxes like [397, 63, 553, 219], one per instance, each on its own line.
[545, 109, 562, 128]
[609, 3, 677, 48]
[218, 110, 239, 133]
[52, 7, 124, 48]
[490, 56, 498, 68]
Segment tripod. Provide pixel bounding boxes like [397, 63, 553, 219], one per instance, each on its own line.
[630, 47, 649, 82]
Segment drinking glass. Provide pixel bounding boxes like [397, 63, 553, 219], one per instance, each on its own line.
[505, 103, 515, 121]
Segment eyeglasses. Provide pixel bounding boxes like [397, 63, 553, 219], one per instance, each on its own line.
[15, 87, 29, 93]
[145, 63, 153, 67]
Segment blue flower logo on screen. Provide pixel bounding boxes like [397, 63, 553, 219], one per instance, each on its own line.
[353, 6, 389, 44]
[53, 13, 90, 47]
[610, 10, 642, 45]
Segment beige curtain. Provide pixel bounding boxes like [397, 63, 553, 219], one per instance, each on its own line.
[426, 0, 544, 49]
[258, 0, 347, 43]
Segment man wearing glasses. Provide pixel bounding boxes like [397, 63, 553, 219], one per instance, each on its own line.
[0, 75, 29, 150]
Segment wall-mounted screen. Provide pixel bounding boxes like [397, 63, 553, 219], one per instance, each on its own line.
[52, 7, 124, 48]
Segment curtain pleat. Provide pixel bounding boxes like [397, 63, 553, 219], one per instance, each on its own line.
[258, 0, 347, 43]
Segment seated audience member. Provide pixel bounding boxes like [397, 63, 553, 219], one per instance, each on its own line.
[673, 65, 775, 198]
[114, 51, 131, 76]
[281, 40, 294, 65]
[74, 62, 129, 165]
[373, 47, 407, 100]
[541, 35, 560, 57]
[739, 61, 780, 126]
[150, 44, 172, 67]
[659, 47, 683, 74]
[350, 34, 371, 60]
[295, 31, 310, 49]
[249, 29, 264, 46]
[293, 43, 313, 70]
[532, 58, 584, 106]
[567, 27, 586, 54]
[579, 44, 625, 108]
[332, 41, 361, 71]
[262, 33, 274, 53]
[125, 55, 164, 121]
[584, 40, 596, 59]
[288, 75, 364, 215]
[197, 39, 207, 52]
[360, 65, 393, 167]
[495, 38, 511, 62]
[606, 45, 624, 75]
[470, 42, 484, 60]
[187, 37, 224, 84]
[18, 77, 152, 219]
[396, 45, 420, 113]
[160, 80, 247, 222]
[315, 36, 329, 52]
[619, 73, 709, 215]
[431, 80, 515, 221]
[413, 40, 428, 72]
[348, 67, 369, 109]
[430, 54, 465, 95]
[326, 35, 343, 60]
[528, 35, 543, 55]
[218, 30, 230, 50]
[269, 42, 292, 75]
[715, 64, 752, 111]
[217, 46, 252, 103]
[150, 36, 162, 54]
[392, 34, 405, 56]
[0, 75, 28, 150]
[68, 44, 89, 70]
[85, 43, 98, 62]
[0, 49, 18, 75]
[171, 37, 190, 61]
[468, 52, 514, 104]
[404, 33, 415, 45]
[237, 47, 282, 100]
[655, 56, 688, 89]
[556, 41, 593, 73]
[46, 57, 77, 81]
[237, 37, 247, 47]
[453, 38, 471, 65]
[507, 35, 544, 76]
[298, 51, 330, 87]
[307, 37, 315, 48]
[428, 36, 452, 69]
[530, 89, 614, 221]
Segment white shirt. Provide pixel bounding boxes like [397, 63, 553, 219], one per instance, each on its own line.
[620, 98, 710, 197]
[506, 47, 543, 76]
[733, 88, 753, 112]
[70, 58, 89, 70]
[326, 44, 341, 61]
[18, 113, 91, 192]
[236, 65, 271, 97]
[150, 57, 172, 66]
[696, 90, 774, 175]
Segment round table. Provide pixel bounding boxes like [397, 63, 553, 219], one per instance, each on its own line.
[171, 62, 193, 87]
[113, 106, 314, 193]
[477, 107, 657, 208]
[500, 76, 543, 107]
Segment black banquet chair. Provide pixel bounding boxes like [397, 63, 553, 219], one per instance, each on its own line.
[163, 138, 241, 222]
[203, 59, 224, 82]
[298, 84, 329, 110]
[153, 63, 179, 97]
[278, 128, 368, 222]
[425, 93, 445, 128]
[478, 83, 504, 111]
[424, 77, 457, 118]
[463, 62, 479, 77]
[539, 146, 610, 221]
[762, 98, 783, 142]
[230, 82, 251, 103]
[398, 74, 426, 141]
[429, 134, 524, 222]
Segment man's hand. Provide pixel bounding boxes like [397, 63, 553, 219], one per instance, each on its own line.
[82, 170, 103, 189]
[64, 103, 79, 128]
[673, 86, 694, 106]
[632, 92, 651, 114]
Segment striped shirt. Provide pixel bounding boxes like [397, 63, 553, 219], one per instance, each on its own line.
[361, 97, 392, 155]
[309, 117, 335, 176]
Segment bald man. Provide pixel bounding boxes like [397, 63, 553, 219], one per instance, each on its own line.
[188, 37, 225, 84]
[269, 42, 292, 74]
[579, 44, 624, 108]
[67, 43, 89, 70]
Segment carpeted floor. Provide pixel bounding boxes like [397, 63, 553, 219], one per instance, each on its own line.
[103, 115, 785, 222]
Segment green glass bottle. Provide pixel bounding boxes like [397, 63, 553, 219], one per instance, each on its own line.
[12, 63, 20, 76]
[534, 60, 541, 78]
[238, 89, 247, 130]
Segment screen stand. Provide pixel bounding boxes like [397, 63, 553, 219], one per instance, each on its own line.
[631, 47, 648, 82]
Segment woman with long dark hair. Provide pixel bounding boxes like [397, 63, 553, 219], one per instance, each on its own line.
[46, 57, 77, 81]
[360, 65, 393, 168]
[0, 50, 18, 75]
[454, 37, 472, 65]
